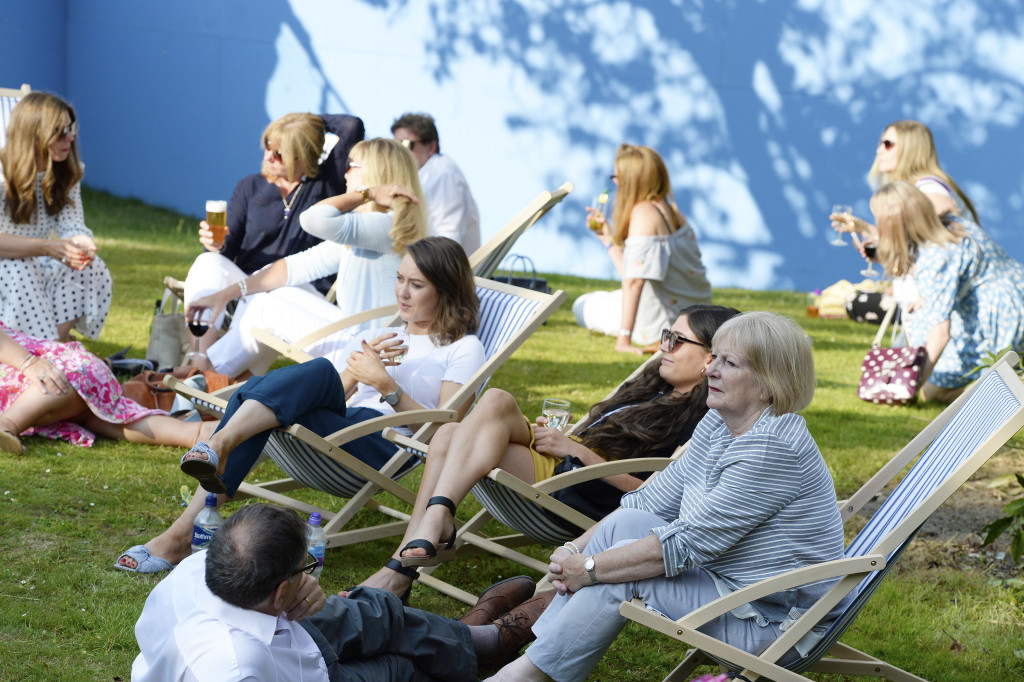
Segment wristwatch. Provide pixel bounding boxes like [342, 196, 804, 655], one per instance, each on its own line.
[379, 385, 403, 406]
[584, 556, 599, 584]
[356, 185, 371, 204]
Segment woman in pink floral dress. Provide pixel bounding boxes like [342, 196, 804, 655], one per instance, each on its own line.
[0, 321, 214, 454]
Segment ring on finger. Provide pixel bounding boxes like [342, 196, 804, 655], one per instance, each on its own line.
[39, 374, 47, 381]
[304, 597, 313, 607]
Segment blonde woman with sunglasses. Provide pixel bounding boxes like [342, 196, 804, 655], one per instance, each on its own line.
[0, 92, 111, 341]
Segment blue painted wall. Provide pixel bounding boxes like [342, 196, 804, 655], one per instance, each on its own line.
[3, 0, 1022, 292]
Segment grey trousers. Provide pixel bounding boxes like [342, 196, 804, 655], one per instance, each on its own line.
[302, 586, 476, 681]
[525, 508, 783, 682]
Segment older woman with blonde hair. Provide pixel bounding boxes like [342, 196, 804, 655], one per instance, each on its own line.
[869, 181, 1024, 403]
[574, 143, 712, 354]
[188, 138, 427, 378]
[488, 311, 850, 681]
[0, 92, 112, 341]
[182, 111, 364, 360]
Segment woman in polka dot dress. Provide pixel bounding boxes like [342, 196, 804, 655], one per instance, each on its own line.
[0, 92, 112, 341]
[870, 181, 1024, 403]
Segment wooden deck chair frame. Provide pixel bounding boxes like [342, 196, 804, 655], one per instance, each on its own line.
[392, 351, 685, 605]
[167, 278, 567, 550]
[618, 352, 1024, 682]
[0, 83, 31, 150]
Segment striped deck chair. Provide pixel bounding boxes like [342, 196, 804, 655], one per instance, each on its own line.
[167, 278, 566, 549]
[404, 352, 691, 605]
[0, 83, 30, 150]
[619, 352, 1024, 682]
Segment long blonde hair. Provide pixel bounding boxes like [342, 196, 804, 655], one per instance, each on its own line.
[870, 181, 965, 277]
[351, 138, 427, 254]
[868, 120, 979, 223]
[609, 144, 683, 247]
[1, 92, 84, 224]
[260, 113, 326, 182]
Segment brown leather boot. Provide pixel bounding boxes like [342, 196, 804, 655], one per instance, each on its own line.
[478, 589, 556, 670]
[459, 575, 536, 627]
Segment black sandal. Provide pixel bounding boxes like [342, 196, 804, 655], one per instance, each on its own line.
[383, 558, 419, 605]
[399, 496, 458, 567]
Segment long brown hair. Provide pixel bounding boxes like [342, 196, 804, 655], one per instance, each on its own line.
[1, 92, 83, 224]
[579, 304, 740, 460]
[867, 120, 979, 224]
[406, 236, 478, 345]
[609, 144, 684, 247]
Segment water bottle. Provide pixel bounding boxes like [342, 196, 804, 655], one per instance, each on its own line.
[306, 512, 327, 579]
[191, 493, 224, 553]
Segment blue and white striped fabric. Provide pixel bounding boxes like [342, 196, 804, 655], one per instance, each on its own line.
[0, 95, 22, 150]
[472, 477, 585, 546]
[789, 368, 1020, 672]
[259, 284, 543, 498]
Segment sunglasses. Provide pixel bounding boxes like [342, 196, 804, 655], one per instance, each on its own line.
[266, 147, 285, 162]
[291, 556, 319, 577]
[660, 328, 705, 352]
[880, 139, 896, 151]
[609, 174, 618, 182]
[400, 138, 421, 152]
[56, 121, 78, 141]
[346, 158, 362, 170]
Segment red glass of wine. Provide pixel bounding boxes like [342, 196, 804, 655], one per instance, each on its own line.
[185, 310, 211, 364]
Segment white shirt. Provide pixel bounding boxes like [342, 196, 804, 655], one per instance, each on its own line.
[418, 153, 481, 254]
[131, 552, 329, 682]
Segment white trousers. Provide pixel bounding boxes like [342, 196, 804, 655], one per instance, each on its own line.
[571, 284, 669, 346]
[525, 508, 784, 682]
[188, 253, 346, 377]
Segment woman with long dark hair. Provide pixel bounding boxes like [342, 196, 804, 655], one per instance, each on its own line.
[355, 304, 739, 599]
[0, 92, 112, 340]
[116, 237, 486, 574]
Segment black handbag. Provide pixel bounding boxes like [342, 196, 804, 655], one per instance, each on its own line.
[546, 456, 624, 533]
[490, 254, 551, 293]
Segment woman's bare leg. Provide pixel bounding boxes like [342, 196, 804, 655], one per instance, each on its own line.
[82, 414, 217, 448]
[920, 382, 965, 404]
[56, 318, 81, 342]
[0, 384, 90, 437]
[116, 484, 226, 570]
[356, 389, 536, 595]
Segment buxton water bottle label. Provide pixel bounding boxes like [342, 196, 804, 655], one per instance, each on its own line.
[192, 525, 214, 546]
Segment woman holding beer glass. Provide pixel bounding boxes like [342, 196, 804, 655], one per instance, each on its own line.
[181, 112, 364, 360]
[354, 304, 738, 601]
[573, 144, 712, 354]
[187, 138, 427, 379]
[0, 92, 112, 341]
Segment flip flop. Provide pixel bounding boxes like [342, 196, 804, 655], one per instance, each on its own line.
[180, 441, 226, 494]
[115, 545, 173, 574]
[0, 430, 24, 455]
[399, 496, 458, 567]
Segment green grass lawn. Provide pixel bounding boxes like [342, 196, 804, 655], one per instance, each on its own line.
[1, 187, 1022, 680]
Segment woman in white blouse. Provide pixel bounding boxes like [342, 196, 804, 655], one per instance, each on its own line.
[573, 144, 712, 354]
[0, 92, 112, 341]
[187, 138, 427, 378]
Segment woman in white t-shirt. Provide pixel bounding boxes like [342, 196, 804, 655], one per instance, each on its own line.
[115, 237, 485, 575]
[573, 144, 712, 354]
[830, 120, 979, 341]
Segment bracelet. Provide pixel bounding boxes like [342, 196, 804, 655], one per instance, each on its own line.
[618, 329, 632, 337]
[563, 541, 581, 555]
[18, 353, 37, 372]
[237, 279, 248, 301]
[604, 242, 614, 250]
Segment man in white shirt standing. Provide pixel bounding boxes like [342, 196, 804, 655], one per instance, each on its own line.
[392, 112, 481, 254]
[131, 504, 548, 681]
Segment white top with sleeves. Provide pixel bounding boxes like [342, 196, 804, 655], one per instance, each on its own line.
[620, 408, 846, 627]
[131, 551, 329, 682]
[293, 207, 400, 328]
[334, 326, 486, 435]
[418, 153, 481, 254]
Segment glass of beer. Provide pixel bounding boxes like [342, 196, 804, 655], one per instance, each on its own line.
[206, 200, 228, 246]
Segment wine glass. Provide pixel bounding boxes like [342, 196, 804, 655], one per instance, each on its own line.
[829, 204, 852, 246]
[388, 329, 408, 380]
[185, 309, 211, 364]
[860, 241, 879, 278]
[541, 398, 571, 432]
[588, 190, 610, 232]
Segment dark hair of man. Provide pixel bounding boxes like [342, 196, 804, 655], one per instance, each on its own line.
[205, 504, 308, 610]
[407, 236, 478, 346]
[390, 112, 440, 153]
[579, 304, 740, 461]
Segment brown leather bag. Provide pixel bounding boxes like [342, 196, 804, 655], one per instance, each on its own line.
[122, 367, 201, 411]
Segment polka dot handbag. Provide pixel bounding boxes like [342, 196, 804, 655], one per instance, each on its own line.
[857, 303, 926, 405]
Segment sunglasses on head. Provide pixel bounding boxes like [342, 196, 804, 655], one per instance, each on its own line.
[660, 328, 705, 352]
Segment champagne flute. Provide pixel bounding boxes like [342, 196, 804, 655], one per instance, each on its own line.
[542, 398, 571, 432]
[829, 204, 852, 246]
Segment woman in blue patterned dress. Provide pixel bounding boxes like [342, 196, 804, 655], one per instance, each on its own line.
[870, 181, 1024, 403]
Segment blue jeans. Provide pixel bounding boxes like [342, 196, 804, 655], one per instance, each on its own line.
[217, 358, 405, 498]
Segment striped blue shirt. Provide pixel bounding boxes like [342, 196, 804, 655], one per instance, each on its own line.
[621, 408, 846, 624]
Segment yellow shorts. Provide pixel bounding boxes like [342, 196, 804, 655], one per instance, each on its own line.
[526, 418, 583, 483]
